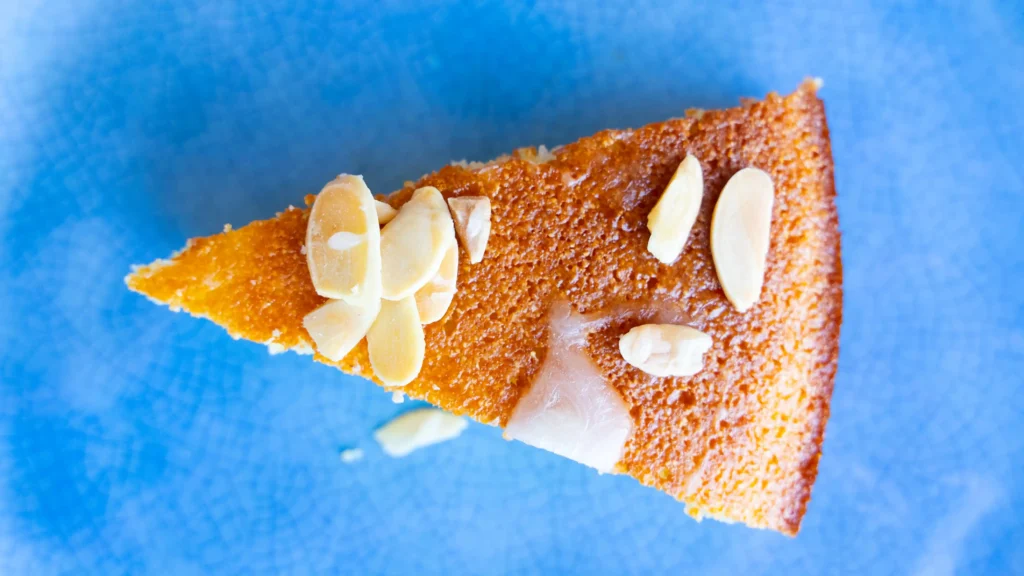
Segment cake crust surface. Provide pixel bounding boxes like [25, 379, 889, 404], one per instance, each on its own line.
[127, 81, 841, 535]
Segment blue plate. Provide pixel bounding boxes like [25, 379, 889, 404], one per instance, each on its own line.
[2, 1, 1022, 573]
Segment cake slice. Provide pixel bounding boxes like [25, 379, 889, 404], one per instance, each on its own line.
[127, 80, 841, 535]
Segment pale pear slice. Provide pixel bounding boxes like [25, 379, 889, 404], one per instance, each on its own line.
[302, 298, 381, 362]
[366, 296, 426, 386]
[374, 408, 468, 457]
[305, 175, 381, 304]
[380, 187, 455, 300]
[711, 168, 775, 312]
[647, 154, 703, 264]
[375, 200, 398, 225]
[446, 196, 491, 263]
[414, 240, 458, 324]
[504, 302, 633, 473]
[619, 324, 713, 377]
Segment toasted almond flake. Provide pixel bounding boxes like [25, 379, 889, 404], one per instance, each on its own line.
[375, 200, 398, 225]
[374, 408, 467, 457]
[366, 296, 425, 386]
[711, 168, 775, 312]
[306, 175, 382, 304]
[618, 324, 713, 377]
[414, 241, 458, 324]
[447, 196, 491, 263]
[380, 187, 455, 300]
[647, 154, 703, 264]
[302, 297, 381, 362]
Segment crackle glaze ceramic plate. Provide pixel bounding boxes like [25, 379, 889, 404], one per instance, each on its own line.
[1, 1, 1022, 573]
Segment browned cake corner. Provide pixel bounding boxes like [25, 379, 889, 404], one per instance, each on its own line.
[127, 80, 841, 535]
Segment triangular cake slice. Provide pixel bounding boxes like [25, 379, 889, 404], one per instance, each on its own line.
[127, 81, 841, 535]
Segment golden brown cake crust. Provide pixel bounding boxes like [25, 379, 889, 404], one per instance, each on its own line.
[127, 81, 841, 535]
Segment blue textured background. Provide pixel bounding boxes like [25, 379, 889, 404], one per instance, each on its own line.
[2, 1, 1022, 574]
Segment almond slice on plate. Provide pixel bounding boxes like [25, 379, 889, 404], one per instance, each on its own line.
[618, 324, 713, 377]
[375, 200, 398, 225]
[302, 297, 381, 362]
[366, 296, 426, 386]
[414, 240, 458, 324]
[380, 187, 455, 300]
[374, 408, 467, 457]
[647, 154, 703, 264]
[446, 196, 491, 264]
[305, 175, 382, 304]
[711, 168, 775, 312]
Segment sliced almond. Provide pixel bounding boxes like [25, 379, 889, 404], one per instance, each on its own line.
[380, 187, 455, 300]
[446, 196, 491, 264]
[366, 296, 425, 386]
[375, 200, 398, 225]
[374, 408, 468, 457]
[303, 297, 381, 362]
[414, 240, 458, 324]
[710, 168, 774, 312]
[618, 324, 713, 377]
[306, 175, 381, 304]
[647, 154, 703, 264]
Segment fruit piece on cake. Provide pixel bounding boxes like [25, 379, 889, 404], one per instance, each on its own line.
[126, 80, 841, 536]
